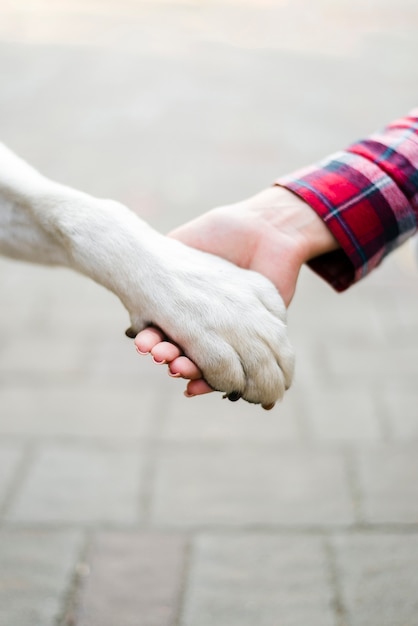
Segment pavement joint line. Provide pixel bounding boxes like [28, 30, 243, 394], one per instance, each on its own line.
[0, 435, 412, 451]
[138, 390, 174, 524]
[343, 447, 364, 525]
[0, 440, 38, 519]
[324, 535, 351, 626]
[55, 530, 92, 626]
[173, 534, 194, 626]
[2, 521, 418, 534]
[372, 387, 395, 442]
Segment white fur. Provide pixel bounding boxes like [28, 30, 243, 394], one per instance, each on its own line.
[0, 143, 294, 405]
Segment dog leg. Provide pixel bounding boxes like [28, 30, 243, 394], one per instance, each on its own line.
[0, 143, 294, 406]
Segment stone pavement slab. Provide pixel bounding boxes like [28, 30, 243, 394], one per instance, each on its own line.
[161, 388, 302, 443]
[0, 385, 157, 439]
[75, 532, 187, 626]
[5, 442, 144, 525]
[151, 443, 354, 527]
[301, 387, 382, 442]
[379, 386, 418, 440]
[0, 529, 82, 626]
[356, 444, 418, 524]
[0, 443, 25, 512]
[333, 533, 418, 626]
[0, 334, 87, 380]
[182, 533, 334, 626]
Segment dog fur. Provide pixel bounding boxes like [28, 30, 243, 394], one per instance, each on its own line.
[0, 143, 294, 406]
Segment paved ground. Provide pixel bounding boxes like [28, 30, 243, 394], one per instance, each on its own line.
[0, 1, 418, 625]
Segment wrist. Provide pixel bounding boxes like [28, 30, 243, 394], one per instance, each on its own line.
[246, 185, 339, 263]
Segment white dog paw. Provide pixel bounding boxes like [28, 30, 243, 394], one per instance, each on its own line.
[128, 238, 295, 407]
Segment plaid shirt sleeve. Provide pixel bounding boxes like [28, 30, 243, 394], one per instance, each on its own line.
[275, 109, 418, 291]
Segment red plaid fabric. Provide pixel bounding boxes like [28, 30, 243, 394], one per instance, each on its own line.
[276, 110, 418, 291]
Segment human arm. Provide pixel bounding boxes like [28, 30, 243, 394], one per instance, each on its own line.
[276, 108, 418, 290]
[137, 109, 418, 398]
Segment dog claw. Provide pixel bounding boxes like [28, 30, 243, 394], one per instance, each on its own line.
[125, 327, 137, 339]
[225, 391, 242, 402]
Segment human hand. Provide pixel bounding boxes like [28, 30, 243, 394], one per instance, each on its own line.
[135, 185, 337, 405]
[129, 233, 294, 408]
[168, 185, 338, 307]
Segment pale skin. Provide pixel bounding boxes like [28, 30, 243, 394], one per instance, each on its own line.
[134, 185, 339, 404]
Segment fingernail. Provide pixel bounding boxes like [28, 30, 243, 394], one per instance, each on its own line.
[152, 356, 166, 364]
[168, 371, 181, 378]
[135, 347, 149, 355]
[184, 391, 195, 398]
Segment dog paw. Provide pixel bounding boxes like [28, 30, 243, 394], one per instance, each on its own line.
[127, 238, 295, 407]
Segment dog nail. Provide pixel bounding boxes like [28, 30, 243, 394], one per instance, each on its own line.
[262, 402, 275, 411]
[227, 391, 241, 402]
[125, 327, 137, 339]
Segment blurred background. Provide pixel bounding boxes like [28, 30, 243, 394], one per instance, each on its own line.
[0, 1, 418, 625]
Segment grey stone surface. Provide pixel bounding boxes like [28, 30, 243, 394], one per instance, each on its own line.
[76, 532, 187, 626]
[356, 445, 418, 524]
[380, 386, 418, 440]
[0, 443, 25, 511]
[161, 387, 302, 442]
[6, 442, 144, 525]
[182, 533, 334, 626]
[333, 533, 418, 626]
[0, 385, 157, 439]
[301, 387, 382, 441]
[0, 529, 82, 626]
[323, 344, 418, 385]
[151, 443, 353, 526]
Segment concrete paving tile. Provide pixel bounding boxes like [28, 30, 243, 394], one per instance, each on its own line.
[0, 529, 82, 626]
[151, 443, 353, 526]
[302, 387, 382, 441]
[86, 334, 168, 386]
[182, 533, 334, 626]
[6, 442, 144, 525]
[333, 533, 418, 626]
[356, 445, 418, 523]
[322, 344, 418, 384]
[0, 443, 25, 511]
[0, 385, 157, 439]
[290, 272, 383, 343]
[0, 334, 87, 378]
[379, 388, 418, 439]
[76, 532, 187, 626]
[161, 388, 302, 442]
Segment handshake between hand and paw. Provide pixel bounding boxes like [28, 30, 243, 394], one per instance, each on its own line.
[129, 196, 298, 410]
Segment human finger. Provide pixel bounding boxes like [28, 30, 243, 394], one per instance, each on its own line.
[134, 327, 165, 354]
[168, 355, 202, 380]
[184, 378, 214, 397]
[151, 341, 182, 364]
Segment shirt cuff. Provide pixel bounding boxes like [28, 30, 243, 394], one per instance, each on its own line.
[276, 150, 416, 291]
